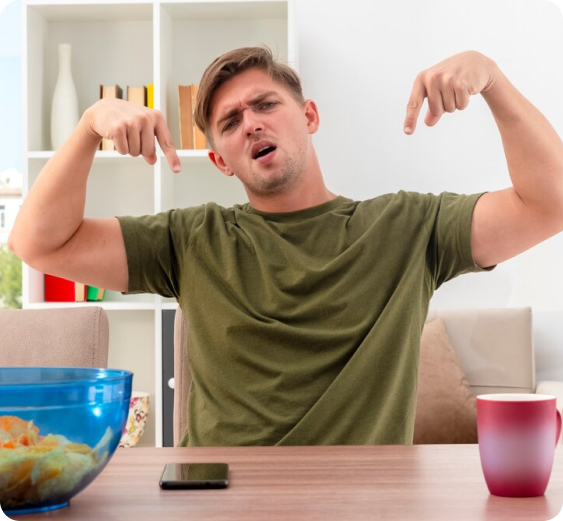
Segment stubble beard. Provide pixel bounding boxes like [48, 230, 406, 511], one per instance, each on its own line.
[247, 146, 307, 197]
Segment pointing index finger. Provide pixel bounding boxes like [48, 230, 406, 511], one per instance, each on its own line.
[404, 78, 426, 135]
[155, 116, 182, 173]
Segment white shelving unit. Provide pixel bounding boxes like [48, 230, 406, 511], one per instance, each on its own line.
[21, 0, 295, 446]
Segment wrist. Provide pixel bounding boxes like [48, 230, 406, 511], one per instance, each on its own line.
[481, 69, 522, 124]
[480, 56, 501, 95]
[80, 104, 103, 145]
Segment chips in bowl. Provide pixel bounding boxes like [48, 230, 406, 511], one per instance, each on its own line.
[0, 415, 112, 510]
[0, 367, 132, 515]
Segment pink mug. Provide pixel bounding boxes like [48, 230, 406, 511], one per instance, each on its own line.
[477, 393, 562, 497]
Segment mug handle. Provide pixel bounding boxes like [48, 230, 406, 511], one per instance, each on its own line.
[556, 409, 562, 447]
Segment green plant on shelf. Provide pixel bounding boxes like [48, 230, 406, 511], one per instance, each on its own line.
[0, 244, 22, 309]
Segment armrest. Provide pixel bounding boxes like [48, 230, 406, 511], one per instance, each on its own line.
[535, 380, 563, 445]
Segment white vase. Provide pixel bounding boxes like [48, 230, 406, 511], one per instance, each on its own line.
[51, 43, 80, 151]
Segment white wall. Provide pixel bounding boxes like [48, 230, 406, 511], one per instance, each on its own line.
[296, 0, 563, 382]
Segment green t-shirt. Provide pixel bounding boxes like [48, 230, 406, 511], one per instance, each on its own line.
[117, 191, 490, 447]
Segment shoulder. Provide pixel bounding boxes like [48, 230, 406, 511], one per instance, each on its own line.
[357, 191, 480, 215]
[350, 191, 483, 233]
[118, 203, 242, 242]
[354, 191, 435, 216]
[168, 202, 242, 226]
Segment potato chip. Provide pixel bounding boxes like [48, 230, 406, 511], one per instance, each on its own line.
[0, 415, 113, 509]
[65, 443, 92, 455]
[0, 416, 39, 440]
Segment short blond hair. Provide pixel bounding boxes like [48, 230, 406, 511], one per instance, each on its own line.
[194, 46, 305, 148]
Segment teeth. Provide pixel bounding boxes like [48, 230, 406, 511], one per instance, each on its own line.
[254, 145, 274, 159]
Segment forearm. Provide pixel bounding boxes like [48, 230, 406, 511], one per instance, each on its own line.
[482, 67, 563, 216]
[9, 109, 102, 266]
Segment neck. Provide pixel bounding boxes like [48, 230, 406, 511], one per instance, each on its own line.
[248, 186, 338, 213]
[245, 148, 337, 213]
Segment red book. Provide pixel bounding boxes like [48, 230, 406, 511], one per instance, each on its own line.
[44, 274, 86, 302]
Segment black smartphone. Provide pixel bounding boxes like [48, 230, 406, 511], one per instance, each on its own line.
[159, 463, 229, 489]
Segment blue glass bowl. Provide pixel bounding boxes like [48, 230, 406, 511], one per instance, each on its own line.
[0, 367, 132, 516]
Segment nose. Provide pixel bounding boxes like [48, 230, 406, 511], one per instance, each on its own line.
[244, 110, 264, 136]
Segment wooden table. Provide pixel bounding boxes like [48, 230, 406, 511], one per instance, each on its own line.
[13, 445, 563, 521]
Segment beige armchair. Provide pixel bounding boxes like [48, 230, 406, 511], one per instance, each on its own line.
[0, 307, 154, 448]
[0, 307, 109, 368]
[174, 308, 190, 446]
[417, 307, 563, 444]
[174, 306, 563, 446]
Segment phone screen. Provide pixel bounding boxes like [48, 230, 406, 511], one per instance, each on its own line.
[159, 463, 229, 489]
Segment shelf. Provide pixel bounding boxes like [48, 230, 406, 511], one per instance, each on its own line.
[28, 151, 154, 166]
[26, 7, 154, 151]
[166, 149, 212, 166]
[27, 2, 153, 23]
[177, 149, 210, 158]
[29, 150, 211, 165]
[22, 0, 292, 449]
[161, 0, 287, 21]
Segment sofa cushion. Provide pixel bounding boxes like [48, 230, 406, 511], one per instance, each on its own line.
[414, 318, 477, 444]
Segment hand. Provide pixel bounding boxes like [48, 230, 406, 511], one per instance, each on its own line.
[85, 98, 181, 172]
[404, 51, 498, 134]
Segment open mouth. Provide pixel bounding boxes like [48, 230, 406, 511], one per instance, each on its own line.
[253, 146, 277, 160]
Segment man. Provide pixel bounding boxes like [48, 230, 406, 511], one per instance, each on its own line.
[9, 47, 563, 447]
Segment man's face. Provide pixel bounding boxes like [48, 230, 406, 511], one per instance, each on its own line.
[208, 68, 319, 197]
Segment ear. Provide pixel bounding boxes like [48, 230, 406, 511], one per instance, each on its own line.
[208, 150, 234, 177]
[303, 99, 320, 135]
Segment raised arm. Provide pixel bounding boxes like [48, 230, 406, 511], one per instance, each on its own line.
[403, 51, 563, 268]
[8, 99, 181, 292]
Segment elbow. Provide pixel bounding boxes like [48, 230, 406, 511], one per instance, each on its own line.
[7, 229, 20, 259]
[8, 229, 67, 275]
[7, 229, 37, 270]
[7, 230, 28, 264]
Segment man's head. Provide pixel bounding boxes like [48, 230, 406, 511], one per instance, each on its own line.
[194, 46, 323, 208]
[194, 46, 305, 149]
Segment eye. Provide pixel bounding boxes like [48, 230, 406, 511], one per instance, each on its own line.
[223, 120, 238, 132]
[261, 101, 277, 109]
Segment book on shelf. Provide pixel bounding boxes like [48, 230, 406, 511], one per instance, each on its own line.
[178, 85, 194, 150]
[45, 274, 83, 302]
[86, 285, 105, 302]
[127, 86, 147, 107]
[75, 283, 86, 302]
[192, 85, 206, 149]
[178, 84, 206, 150]
[45, 274, 105, 303]
[99, 84, 123, 151]
[147, 84, 154, 109]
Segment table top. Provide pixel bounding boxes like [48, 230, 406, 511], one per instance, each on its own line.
[13, 444, 563, 521]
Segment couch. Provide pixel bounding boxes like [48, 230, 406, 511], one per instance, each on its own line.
[416, 307, 563, 444]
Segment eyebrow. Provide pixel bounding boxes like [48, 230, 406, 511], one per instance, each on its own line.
[216, 91, 279, 130]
